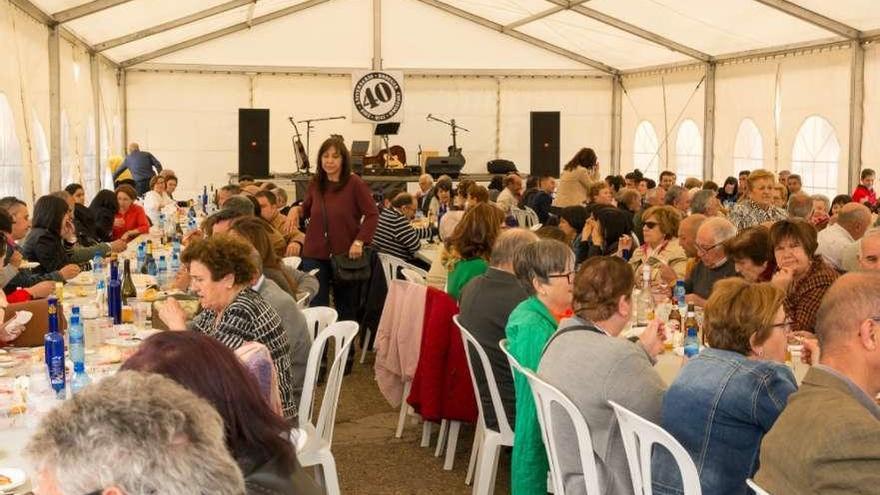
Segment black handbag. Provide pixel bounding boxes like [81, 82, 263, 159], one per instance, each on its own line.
[320, 193, 372, 284]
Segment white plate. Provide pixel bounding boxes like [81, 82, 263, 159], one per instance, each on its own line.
[0, 467, 26, 492]
[12, 310, 32, 326]
[131, 274, 157, 287]
[20, 261, 39, 269]
[69, 273, 95, 286]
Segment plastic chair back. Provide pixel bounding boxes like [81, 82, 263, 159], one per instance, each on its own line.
[401, 267, 427, 285]
[302, 306, 338, 341]
[746, 479, 771, 495]
[609, 400, 702, 495]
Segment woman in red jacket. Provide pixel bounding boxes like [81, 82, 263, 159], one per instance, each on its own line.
[112, 184, 149, 241]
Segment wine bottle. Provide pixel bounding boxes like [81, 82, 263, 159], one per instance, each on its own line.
[121, 259, 137, 303]
[108, 260, 122, 324]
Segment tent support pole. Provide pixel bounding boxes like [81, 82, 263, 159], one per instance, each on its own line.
[119, 69, 127, 156]
[372, 0, 382, 70]
[703, 62, 716, 181]
[610, 75, 622, 175]
[49, 25, 61, 192]
[848, 39, 865, 192]
[91, 54, 102, 192]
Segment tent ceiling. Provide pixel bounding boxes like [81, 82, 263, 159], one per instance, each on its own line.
[15, 0, 880, 73]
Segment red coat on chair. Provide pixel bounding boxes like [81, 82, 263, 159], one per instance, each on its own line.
[406, 287, 478, 423]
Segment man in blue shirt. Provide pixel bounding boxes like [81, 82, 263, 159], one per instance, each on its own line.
[113, 143, 162, 196]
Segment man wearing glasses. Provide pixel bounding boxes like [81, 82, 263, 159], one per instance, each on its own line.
[756, 272, 880, 493]
[682, 217, 738, 306]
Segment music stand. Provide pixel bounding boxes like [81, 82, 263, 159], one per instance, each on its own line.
[374, 123, 400, 167]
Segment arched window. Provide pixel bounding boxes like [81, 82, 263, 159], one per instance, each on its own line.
[675, 119, 702, 181]
[61, 110, 76, 187]
[83, 114, 97, 196]
[0, 94, 24, 199]
[733, 118, 763, 175]
[31, 110, 50, 196]
[791, 116, 840, 197]
[633, 121, 660, 179]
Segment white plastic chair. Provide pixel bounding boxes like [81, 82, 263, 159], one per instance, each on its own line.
[295, 292, 310, 309]
[297, 320, 359, 495]
[401, 267, 427, 285]
[283, 256, 302, 271]
[362, 253, 428, 363]
[609, 400, 702, 495]
[455, 316, 514, 494]
[517, 365, 603, 495]
[511, 206, 540, 229]
[302, 306, 338, 342]
[746, 479, 771, 495]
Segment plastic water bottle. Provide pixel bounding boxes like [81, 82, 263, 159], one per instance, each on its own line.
[158, 212, 165, 231]
[44, 296, 66, 399]
[172, 236, 181, 255]
[92, 253, 104, 282]
[157, 255, 168, 287]
[68, 307, 91, 395]
[684, 304, 700, 358]
[136, 242, 146, 273]
[170, 252, 180, 273]
[674, 280, 686, 310]
[637, 264, 654, 326]
[95, 279, 107, 316]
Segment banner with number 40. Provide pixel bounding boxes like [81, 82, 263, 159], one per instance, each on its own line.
[351, 71, 405, 124]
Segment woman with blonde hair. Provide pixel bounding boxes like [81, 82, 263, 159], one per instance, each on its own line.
[729, 169, 788, 231]
[653, 278, 798, 494]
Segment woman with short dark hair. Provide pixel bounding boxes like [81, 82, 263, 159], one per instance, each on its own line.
[654, 278, 797, 494]
[112, 184, 149, 241]
[725, 226, 775, 282]
[770, 219, 838, 333]
[88, 189, 119, 243]
[21, 195, 85, 274]
[157, 235, 296, 418]
[122, 331, 321, 495]
[64, 183, 99, 246]
[506, 239, 575, 495]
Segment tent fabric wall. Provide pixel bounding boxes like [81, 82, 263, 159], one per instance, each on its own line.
[620, 67, 706, 178]
[60, 38, 96, 193]
[863, 43, 880, 175]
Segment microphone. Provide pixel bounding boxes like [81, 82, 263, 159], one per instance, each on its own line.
[426, 113, 432, 121]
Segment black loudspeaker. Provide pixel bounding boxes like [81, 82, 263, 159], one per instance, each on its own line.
[426, 155, 465, 179]
[239, 108, 270, 178]
[487, 159, 517, 174]
[530, 111, 561, 178]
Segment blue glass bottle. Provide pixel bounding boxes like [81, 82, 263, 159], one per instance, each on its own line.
[68, 307, 91, 395]
[44, 296, 66, 399]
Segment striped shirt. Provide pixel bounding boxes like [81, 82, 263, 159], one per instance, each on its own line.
[372, 207, 433, 261]
[192, 288, 296, 418]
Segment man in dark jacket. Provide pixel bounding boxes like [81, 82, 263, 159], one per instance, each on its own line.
[522, 175, 556, 224]
[113, 142, 162, 196]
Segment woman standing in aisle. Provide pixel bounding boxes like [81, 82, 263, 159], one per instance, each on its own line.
[554, 148, 598, 207]
[285, 137, 378, 320]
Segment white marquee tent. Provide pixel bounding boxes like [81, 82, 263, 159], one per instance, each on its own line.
[3, 0, 880, 202]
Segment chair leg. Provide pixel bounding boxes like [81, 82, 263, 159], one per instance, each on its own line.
[320, 454, 341, 495]
[473, 437, 501, 495]
[395, 382, 412, 439]
[434, 420, 449, 457]
[420, 421, 433, 448]
[465, 424, 482, 486]
[443, 420, 461, 470]
[359, 328, 372, 364]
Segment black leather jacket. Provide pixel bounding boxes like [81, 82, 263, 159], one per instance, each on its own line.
[244, 455, 323, 495]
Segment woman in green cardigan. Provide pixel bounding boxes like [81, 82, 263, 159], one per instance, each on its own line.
[506, 239, 575, 495]
[445, 203, 506, 300]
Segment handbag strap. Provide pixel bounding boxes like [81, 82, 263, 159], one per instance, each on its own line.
[318, 191, 333, 256]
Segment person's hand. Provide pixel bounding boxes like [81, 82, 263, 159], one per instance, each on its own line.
[684, 293, 706, 307]
[792, 331, 820, 365]
[285, 241, 302, 257]
[9, 250, 22, 268]
[61, 217, 76, 241]
[59, 264, 81, 280]
[349, 241, 364, 259]
[109, 239, 127, 253]
[123, 230, 140, 241]
[286, 206, 302, 233]
[639, 319, 666, 358]
[581, 218, 594, 239]
[113, 217, 125, 228]
[0, 319, 24, 343]
[656, 260, 678, 286]
[617, 234, 633, 255]
[158, 298, 187, 330]
[183, 229, 203, 246]
[25, 281, 56, 299]
[172, 266, 190, 291]
[771, 266, 795, 292]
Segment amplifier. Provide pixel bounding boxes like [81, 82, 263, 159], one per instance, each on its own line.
[426, 155, 466, 179]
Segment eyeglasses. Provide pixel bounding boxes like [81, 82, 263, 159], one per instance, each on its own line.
[643, 221, 659, 229]
[696, 241, 723, 253]
[547, 271, 574, 284]
[770, 319, 793, 334]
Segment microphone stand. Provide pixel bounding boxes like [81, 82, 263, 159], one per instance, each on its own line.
[297, 115, 346, 157]
[426, 114, 469, 156]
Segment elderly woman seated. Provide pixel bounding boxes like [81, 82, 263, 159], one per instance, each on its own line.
[770, 219, 838, 333]
[158, 234, 297, 418]
[618, 205, 688, 285]
[653, 278, 799, 494]
[724, 225, 776, 282]
[729, 169, 788, 231]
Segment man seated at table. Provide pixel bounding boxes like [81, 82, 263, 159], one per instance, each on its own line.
[682, 217, 738, 306]
[540, 256, 666, 495]
[459, 228, 537, 430]
[495, 173, 523, 214]
[522, 175, 556, 224]
[217, 184, 242, 208]
[373, 192, 436, 270]
[26, 370, 246, 495]
[817, 202, 872, 271]
[255, 190, 305, 255]
[755, 272, 880, 493]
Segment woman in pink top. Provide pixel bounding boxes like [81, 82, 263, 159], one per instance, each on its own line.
[286, 137, 379, 320]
